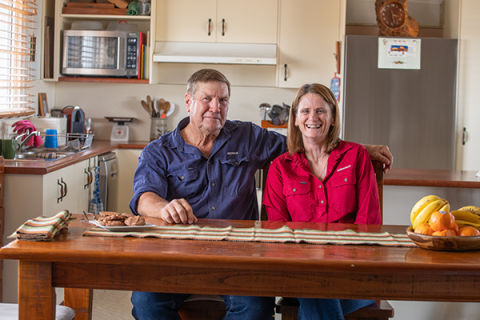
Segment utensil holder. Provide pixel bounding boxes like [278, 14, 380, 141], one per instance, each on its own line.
[150, 118, 167, 141]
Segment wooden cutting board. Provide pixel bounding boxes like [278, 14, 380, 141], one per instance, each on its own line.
[62, 7, 127, 15]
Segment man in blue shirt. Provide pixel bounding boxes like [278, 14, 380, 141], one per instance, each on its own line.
[130, 69, 393, 320]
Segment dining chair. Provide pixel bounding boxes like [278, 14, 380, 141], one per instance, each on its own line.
[274, 159, 394, 320]
[0, 303, 75, 320]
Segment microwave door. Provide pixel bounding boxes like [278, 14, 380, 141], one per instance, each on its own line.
[62, 32, 126, 76]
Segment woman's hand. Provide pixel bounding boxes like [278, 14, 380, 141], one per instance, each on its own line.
[364, 145, 394, 173]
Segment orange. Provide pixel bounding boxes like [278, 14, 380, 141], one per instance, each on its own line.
[414, 223, 434, 236]
[458, 226, 480, 237]
[429, 211, 456, 232]
[432, 229, 457, 237]
[451, 222, 459, 233]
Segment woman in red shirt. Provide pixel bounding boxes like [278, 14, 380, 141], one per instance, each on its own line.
[263, 83, 381, 319]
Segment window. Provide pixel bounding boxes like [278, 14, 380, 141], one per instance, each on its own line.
[0, 0, 37, 118]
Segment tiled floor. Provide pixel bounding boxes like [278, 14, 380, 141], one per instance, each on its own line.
[92, 290, 134, 320]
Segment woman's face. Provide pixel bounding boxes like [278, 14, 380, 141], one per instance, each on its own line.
[295, 93, 334, 144]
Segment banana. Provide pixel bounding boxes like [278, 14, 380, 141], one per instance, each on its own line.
[451, 210, 480, 224]
[439, 202, 450, 213]
[412, 199, 447, 230]
[458, 206, 480, 216]
[454, 220, 480, 231]
[410, 195, 442, 225]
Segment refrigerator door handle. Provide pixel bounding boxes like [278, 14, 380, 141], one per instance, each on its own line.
[463, 127, 467, 145]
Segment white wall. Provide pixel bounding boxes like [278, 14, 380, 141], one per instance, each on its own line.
[54, 81, 298, 141]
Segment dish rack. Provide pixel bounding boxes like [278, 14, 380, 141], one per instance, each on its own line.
[42, 133, 94, 151]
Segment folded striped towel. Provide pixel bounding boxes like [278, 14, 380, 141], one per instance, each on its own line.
[10, 210, 73, 241]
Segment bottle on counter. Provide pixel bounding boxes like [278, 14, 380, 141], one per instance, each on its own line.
[85, 118, 94, 135]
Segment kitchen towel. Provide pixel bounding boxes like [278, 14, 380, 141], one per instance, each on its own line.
[11, 120, 44, 147]
[83, 224, 417, 247]
[89, 166, 104, 214]
[10, 210, 72, 241]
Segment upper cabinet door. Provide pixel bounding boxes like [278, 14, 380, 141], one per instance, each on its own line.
[156, 0, 217, 42]
[216, 0, 278, 44]
[277, 0, 342, 88]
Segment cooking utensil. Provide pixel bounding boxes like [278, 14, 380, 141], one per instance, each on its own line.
[146, 95, 152, 111]
[153, 100, 160, 117]
[141, 100, 150, 115]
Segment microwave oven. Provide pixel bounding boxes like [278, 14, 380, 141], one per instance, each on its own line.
[62, 30, 143, 77]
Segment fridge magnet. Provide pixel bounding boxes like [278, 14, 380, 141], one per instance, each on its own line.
[378, 37, 421, 70]
[330, 74, 340, 101]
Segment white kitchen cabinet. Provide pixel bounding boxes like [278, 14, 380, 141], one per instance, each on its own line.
[73, 156, 97, 213]
[42, 165, 76, 215]
[277, 0, 343, 88]
[453, 0, 480, 170]
[115, 149, 142, 214]
[155, 0, 278, 44]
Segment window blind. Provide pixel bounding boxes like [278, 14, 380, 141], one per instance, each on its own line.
[0, 0, 37, 118]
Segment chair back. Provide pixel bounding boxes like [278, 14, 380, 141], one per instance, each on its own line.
[259, 159, 384, 221]
[371, 160, 384, 219]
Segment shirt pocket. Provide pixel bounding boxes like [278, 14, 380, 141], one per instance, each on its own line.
[329, 170, 357, 214]
[166, 167, 199, 199]
[283, 182, 314, 222]
[221, 155, 251, 197]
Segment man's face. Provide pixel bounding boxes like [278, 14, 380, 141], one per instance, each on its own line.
[185, 81, 230, 135]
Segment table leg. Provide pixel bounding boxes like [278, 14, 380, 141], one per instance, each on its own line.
[64, 288, 93, 320]
[18, 261, 56, 320]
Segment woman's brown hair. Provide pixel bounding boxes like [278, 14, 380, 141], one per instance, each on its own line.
[287, 83, 341, 154]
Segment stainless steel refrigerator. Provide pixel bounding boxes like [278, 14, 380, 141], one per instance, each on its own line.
[342, 35, 458, 170]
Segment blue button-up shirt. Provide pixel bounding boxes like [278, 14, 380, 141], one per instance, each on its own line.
[130, 117, 286, 220]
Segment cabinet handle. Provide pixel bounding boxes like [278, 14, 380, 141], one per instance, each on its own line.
[222, 19, 225, 36]
[57, 179, 64, 203]
[284, 64, 288, 81]
[61, 177, 68, 198]
[84, 168, 89, 189]
[463, 127, 467, 145]
[208, 18, 211, 36]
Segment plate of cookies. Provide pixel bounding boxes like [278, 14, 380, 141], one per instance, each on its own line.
[91, 211, 156, 232]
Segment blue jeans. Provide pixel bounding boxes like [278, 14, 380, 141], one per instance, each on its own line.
[131, 291, 275, 320]
[297, 298, 375, 320]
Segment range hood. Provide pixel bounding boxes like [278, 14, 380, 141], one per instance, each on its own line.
[153, 42, 277, 65]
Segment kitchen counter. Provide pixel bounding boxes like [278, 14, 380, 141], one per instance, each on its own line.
[384, 168, 480, 188]
[4, 140, 149, 175]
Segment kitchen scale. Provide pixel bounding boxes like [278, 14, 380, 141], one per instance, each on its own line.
[105, 117, 136, 142]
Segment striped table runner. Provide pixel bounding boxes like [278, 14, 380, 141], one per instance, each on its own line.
[84, 224, 416, 247]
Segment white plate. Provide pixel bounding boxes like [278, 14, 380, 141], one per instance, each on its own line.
[90, 221, 156, 232]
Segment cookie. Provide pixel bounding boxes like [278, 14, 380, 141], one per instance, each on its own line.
[124, 216, 146, 226]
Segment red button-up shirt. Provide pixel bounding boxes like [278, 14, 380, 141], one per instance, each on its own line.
[263, 140, 381, 224]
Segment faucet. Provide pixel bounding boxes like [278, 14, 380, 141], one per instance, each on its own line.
[16, 131, 41, 152]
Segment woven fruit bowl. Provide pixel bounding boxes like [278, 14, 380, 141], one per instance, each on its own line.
[406, 227, 480, 251]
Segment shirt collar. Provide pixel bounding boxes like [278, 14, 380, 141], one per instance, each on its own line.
[284, 140, 351, 163]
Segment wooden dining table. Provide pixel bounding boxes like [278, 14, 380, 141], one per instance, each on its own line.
[2, 216, 480, 320]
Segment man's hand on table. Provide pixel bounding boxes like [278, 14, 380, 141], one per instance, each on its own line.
[160, 199, 197, 224]
[138, 192, 197, 224]
[364, 144, 394, 173]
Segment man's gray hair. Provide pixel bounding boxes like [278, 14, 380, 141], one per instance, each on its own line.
[186, 69, 231, 97]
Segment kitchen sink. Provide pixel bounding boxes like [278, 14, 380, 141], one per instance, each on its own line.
[5, 149, 79, 162]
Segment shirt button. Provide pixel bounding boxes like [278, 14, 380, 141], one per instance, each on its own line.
[319, 185, 322, 188]
[293, 188, 296, 192]
[235, 161, 238, 165]
[344, 178, 348, 182]
[211, 183, 215, 187]
[212, 206, 216, 210]
[180, 176, 185, 180]
[321, 200, 324, 204]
